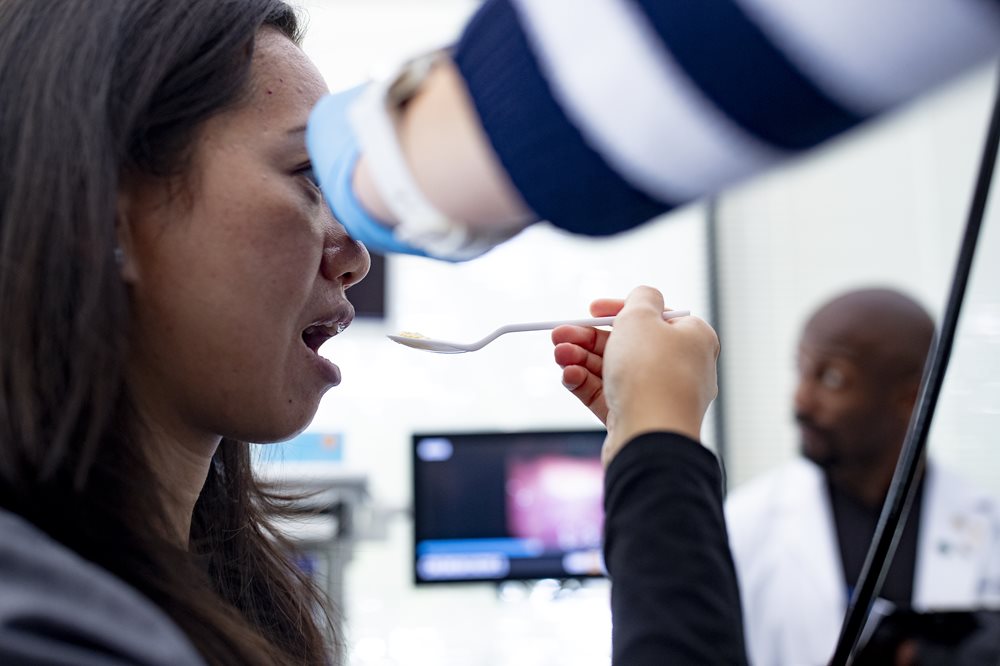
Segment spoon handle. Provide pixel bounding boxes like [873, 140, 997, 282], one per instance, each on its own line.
[497, 309, 690, 334]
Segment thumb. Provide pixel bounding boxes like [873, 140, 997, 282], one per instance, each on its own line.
[620, 285, 666, 320]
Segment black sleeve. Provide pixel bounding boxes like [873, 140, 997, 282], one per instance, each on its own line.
[604, 432, 748, 666]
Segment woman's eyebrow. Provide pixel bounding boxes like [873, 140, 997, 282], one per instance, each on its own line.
[274, 126, 308, 156]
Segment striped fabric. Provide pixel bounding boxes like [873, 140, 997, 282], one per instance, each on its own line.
[454, 0, 1000, 237]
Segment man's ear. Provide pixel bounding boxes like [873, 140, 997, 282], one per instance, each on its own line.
[115, 189, 141, 285]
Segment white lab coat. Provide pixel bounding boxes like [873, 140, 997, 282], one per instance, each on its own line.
[725, 459, 1000, 666]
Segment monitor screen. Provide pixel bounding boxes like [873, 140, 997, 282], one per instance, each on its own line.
[348, 252, 385, 319]
[412, 429, 607, 585]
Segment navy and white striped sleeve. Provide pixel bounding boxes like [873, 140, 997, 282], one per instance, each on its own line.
[453, 0, 1000, 237]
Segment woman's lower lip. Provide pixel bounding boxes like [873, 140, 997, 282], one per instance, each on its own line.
[306, 345, 341, 385]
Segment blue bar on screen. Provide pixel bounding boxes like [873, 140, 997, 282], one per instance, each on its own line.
[416, 538, 544, 558]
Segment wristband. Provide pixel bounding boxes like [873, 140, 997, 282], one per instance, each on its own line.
[307, 86, 430, 257]
[310, 51, 520, 261]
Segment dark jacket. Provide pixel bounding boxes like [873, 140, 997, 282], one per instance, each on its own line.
[0, 508, 203, 665]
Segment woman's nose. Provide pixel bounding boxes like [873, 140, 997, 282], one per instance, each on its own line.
[321, 232, 370, 289]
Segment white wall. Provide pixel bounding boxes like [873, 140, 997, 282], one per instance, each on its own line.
[715, 64, 1000, 490]
[297, 0, 478, 91]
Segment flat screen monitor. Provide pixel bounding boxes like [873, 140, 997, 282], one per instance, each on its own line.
[412, 429, 607, 585]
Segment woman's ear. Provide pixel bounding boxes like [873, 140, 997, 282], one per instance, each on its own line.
[115, 189, 141, 284]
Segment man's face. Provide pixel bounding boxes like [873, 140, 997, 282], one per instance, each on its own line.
[793, 326, 903, 473]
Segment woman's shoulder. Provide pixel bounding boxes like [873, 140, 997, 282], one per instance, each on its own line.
[0, 508, 204, 665]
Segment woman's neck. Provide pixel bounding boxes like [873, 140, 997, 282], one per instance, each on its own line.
[141, 421, 221, 547]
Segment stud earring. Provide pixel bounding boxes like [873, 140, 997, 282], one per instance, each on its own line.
[113, 246, 125, 267]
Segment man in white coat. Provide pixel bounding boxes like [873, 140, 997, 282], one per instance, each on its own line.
[725, 288, 1000, 666]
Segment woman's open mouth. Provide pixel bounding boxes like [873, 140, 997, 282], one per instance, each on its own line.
[299, 309, 353, 385]
[301, 306, 353, 354]
[302, 321, 340, 354]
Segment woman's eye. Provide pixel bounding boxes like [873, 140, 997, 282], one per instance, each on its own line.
[297, 164, 319, 189]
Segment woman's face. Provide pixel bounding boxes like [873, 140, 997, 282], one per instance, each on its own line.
[123, 29, 369, 445]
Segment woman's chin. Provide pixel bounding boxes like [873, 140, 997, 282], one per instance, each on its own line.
[219, 378, 337, 443]
[229, 405, 322, 445]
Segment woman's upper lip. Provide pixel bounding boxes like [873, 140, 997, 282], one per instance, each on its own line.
[302, 303, 355, 339]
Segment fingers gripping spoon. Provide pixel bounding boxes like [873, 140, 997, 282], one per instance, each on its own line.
[387, 310, 690, 354]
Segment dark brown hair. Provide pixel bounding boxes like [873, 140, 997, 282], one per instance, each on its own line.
[0, 1, 337, 663]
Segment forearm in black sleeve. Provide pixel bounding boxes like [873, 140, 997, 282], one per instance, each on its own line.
[603, 432, 748, 666]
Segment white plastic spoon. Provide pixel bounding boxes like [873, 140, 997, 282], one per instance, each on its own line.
[387, 310, 690, 354]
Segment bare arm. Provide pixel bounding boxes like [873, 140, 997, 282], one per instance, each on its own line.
[352, 58, 533, 232]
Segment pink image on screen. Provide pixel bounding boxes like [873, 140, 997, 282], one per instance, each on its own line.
[505, 455, 604, 551]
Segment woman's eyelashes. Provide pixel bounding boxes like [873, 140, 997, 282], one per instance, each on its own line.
[296, 163, 320, 190]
